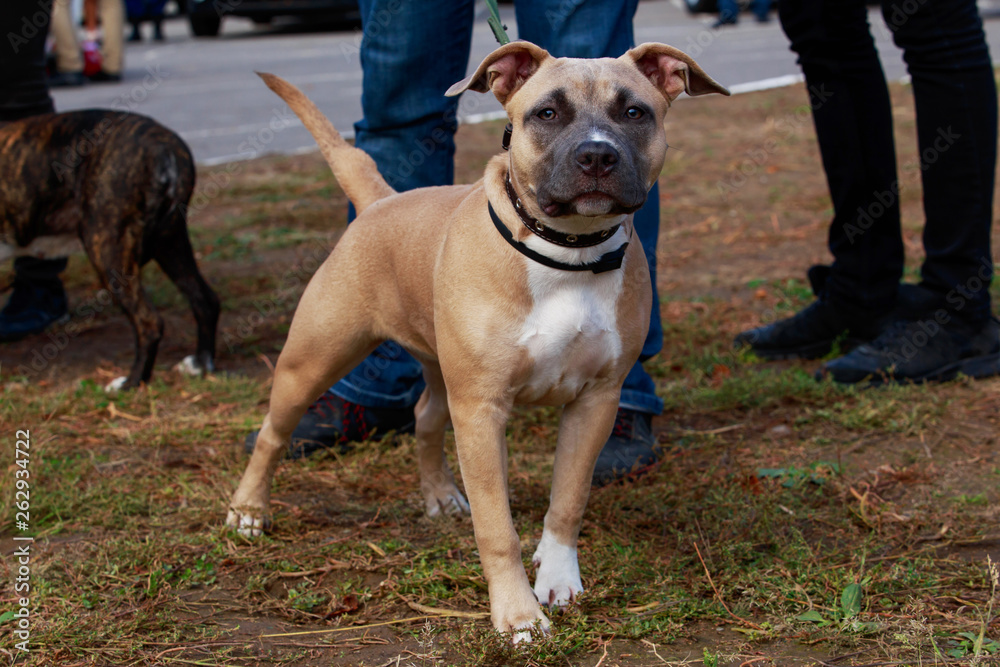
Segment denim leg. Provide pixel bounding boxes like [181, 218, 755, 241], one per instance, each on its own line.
[883, 0, 996, 324]
[516, 0, 663, 415]
[752, 0, 772, 21]
[779, 0, 904, 312]
[620, 183, 665, 415]
[514, 0, 638, 58]
[331, 0, 475, 409]
[717, 0, 740, 23]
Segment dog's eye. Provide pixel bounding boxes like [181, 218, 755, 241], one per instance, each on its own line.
[536, 108, 557, 121]
[625, 107, 645, 120]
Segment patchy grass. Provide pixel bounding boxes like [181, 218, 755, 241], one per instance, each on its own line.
[2, 81, 1000, 666]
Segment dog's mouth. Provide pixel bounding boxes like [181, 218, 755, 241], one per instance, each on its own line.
[540, 190, 644, 218]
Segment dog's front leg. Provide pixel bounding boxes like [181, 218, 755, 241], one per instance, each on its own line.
[450, 396, 548, 641]
[533, 390, 620, 608]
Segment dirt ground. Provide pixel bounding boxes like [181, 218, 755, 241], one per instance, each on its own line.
[2, 80, 1000, 666]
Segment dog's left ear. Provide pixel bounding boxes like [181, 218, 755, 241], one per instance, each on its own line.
[446, 41, 551, 105]
[624, 43, 730, 103]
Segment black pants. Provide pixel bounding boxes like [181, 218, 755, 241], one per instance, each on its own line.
[779, 0, 997, 325]
[1, 0, 67, 284]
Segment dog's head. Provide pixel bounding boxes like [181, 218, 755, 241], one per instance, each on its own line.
[448, 41, 728, 220]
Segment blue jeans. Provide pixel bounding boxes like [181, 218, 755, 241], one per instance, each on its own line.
[331, 0, 664, 416]
[779, 0, 996, 324]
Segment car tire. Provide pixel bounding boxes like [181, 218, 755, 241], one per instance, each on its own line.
[684, 0, 718, 12]
[190, 13, 222, 36]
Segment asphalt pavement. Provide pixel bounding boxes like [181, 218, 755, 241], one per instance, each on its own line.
[49, 0, 1000, 165]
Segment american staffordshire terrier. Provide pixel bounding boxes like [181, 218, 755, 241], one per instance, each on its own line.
[0, 110, 220, 391]
[227, 41, 727, 638]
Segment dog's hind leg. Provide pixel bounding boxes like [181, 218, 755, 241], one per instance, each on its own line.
[227, 259, 382, 536]
[82, 232, 163, 392]
[153, 208, 220, 377]
[415, 362, 469, 517]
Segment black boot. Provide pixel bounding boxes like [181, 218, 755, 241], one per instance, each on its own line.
[591, 408, 660, 487]
[817, 286, 1000, 384]
[733, 264, 887, 359]
[0, 257, 69, 342]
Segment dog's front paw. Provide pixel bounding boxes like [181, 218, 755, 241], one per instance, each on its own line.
[422, 480, 470, 517]
[492, 589, 551, 644]
[532, 531, 583, 608]
[226, 506, 271, 537]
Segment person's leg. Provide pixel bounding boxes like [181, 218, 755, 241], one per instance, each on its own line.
[0, 0, 57, 118]
[715, 0, 740, 26]
[50, 0, 86, 86]
[249, 0, 477, 456]
[735, 0, 902, 359]
[0, 1, 69, 342]
[783, 0, 903, 311]
[818, 0, 999, 384]
[330, 0, 475, 410]
[97, 0, 124, 76]
[888, 0, 995, 324]
[517, 0, 665, 484]
[752, 0, 771, 22]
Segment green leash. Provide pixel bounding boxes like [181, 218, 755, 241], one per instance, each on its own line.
[485, 0, 510, 45]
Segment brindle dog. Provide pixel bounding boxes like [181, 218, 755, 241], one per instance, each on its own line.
[0, 110, 219, 390]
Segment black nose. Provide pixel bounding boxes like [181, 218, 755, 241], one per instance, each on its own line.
[575, 140, 619, 177]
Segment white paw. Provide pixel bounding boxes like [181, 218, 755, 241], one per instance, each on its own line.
[175, 355, 206, 377]
[104, 376, 128, 393]
[532, 530, 583, 607]
[424, 483, 470, 517]
[226, 508, 269, 537]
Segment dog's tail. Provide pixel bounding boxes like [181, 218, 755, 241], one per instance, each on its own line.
[257, 72, 395, 214]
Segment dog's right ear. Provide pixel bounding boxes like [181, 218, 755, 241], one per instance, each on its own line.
[446, 41, 550, 105]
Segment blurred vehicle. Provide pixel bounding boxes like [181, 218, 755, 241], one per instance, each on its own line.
[187, 0, 358, 36]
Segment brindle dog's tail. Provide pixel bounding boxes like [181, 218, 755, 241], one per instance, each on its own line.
[257, 72, 395, 214]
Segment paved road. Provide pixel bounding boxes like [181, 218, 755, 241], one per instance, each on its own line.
[50, 0, 1000, 165]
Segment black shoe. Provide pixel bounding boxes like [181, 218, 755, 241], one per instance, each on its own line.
[48, 70, 85, 87]
[591, 408, 660, 487]
[734, 299, 885, 360]
[816, 316, 1000, 385]
[87, 70, 122, 83]
[0, 277, 69, 342]
[244, 391, 416, 459]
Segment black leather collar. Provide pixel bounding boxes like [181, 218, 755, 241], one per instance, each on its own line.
[505, 177, 621, 248]
[488, 200, 629, 274]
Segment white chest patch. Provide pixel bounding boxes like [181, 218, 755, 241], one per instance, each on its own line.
[516, 230, 626, 404]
